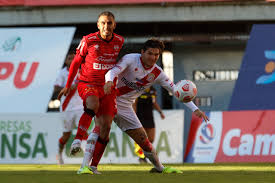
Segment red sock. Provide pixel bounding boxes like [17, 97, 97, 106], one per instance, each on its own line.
[59, 137, 66, 145]
[75, 112, 92, 140]
[90, 137, 108, 167]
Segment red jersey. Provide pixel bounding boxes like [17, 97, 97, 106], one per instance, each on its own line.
[66, 31, 124, 88]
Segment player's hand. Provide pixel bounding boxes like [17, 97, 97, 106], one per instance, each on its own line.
[104, 81, 114, 95]
[160, 112, 165, 119]
[57, 87, 70, 100]
[193, 109, 209, 122]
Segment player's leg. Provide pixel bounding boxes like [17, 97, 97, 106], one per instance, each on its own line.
[144, 127, 155, 143]
[74, 95, 99, 140]
[80, 118, 100, 169]
[71, 84, 100, 155]
[115, 107, 181, 173]
[77, 124, 100, 175]
[135, 119, 156, 163]
[57, 131, 71, 164]
[57, 111, 74, 164]
[136, 127, 155, 162]
[89, 90, 116, 171]
[126, 127, 164, 171]
[89, 114, 112, 169]
[127, 128, 182, 173]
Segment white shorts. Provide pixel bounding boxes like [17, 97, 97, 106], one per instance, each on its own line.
[61, 109, 83, 132]
[113, 103, 142, 132]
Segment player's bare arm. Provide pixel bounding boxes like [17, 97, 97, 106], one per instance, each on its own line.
[153, 100, 165, 119]
[194, 109, 209, 122]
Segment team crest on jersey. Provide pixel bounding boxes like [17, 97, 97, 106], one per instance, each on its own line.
[114, 45, 119, 50]
[147, 73, 155, 82]
[94, 44, 99, 49]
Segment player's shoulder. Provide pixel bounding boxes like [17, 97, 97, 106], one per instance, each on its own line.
[113, 33, 124, 42]
[85, 32, 98, 39]
[81, 32, 99, 43]
[153, 64, 164, 73]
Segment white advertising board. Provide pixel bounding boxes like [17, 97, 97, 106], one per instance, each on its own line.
[0, 110, 184, 164]
[0, 27, 76, 113]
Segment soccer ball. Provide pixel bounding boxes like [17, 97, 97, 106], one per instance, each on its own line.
[174, 80, 197, 103]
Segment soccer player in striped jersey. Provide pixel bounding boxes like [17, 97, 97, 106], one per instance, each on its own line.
[79, 39, 209, 174]
[54, 53, 84, 165]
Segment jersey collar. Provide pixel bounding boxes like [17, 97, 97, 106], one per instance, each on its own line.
[97, 31, 114, 43]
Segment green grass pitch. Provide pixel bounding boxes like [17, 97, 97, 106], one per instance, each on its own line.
[1, 163, 275, 183]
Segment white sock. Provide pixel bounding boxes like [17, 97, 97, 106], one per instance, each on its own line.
[144, 148, 164, 172]
[81, 132, 99, 168]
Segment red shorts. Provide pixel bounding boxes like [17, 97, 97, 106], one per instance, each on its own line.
[77, 82, 117, 117]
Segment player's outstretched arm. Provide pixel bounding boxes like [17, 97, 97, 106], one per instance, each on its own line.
[65, 54, 83, 89]
[194, 109, 209, 122]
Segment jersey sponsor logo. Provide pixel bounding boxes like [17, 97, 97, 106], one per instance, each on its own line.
[136, 78, 144, 84]
[104, 53, 115, 56]
[117, 67, 161, 96]
[121, 77, 145, 92]
[93, 63, 115, 70]
[96, 56, 116, 62]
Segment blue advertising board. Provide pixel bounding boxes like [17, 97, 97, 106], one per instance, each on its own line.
[229, 24, 275, 110]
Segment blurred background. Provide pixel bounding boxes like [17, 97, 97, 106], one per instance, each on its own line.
[1, 0, 275, 164]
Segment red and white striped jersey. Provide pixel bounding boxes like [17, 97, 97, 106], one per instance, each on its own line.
[105, 53, 199, 111]
[105, 53, 174, 105]
[54, 67, 83, 112]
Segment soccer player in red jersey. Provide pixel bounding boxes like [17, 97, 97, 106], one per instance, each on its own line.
[58, 11, 124, 162]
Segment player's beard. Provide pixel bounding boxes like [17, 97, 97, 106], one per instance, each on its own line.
[102, 29, 112, 39]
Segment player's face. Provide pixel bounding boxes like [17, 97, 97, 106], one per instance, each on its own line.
[97, 15, 116, 40]
[141, 48, 160, 68]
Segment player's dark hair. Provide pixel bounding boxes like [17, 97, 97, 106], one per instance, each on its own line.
[142, 39, 165, 53]
[98, 11, 115, 20]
